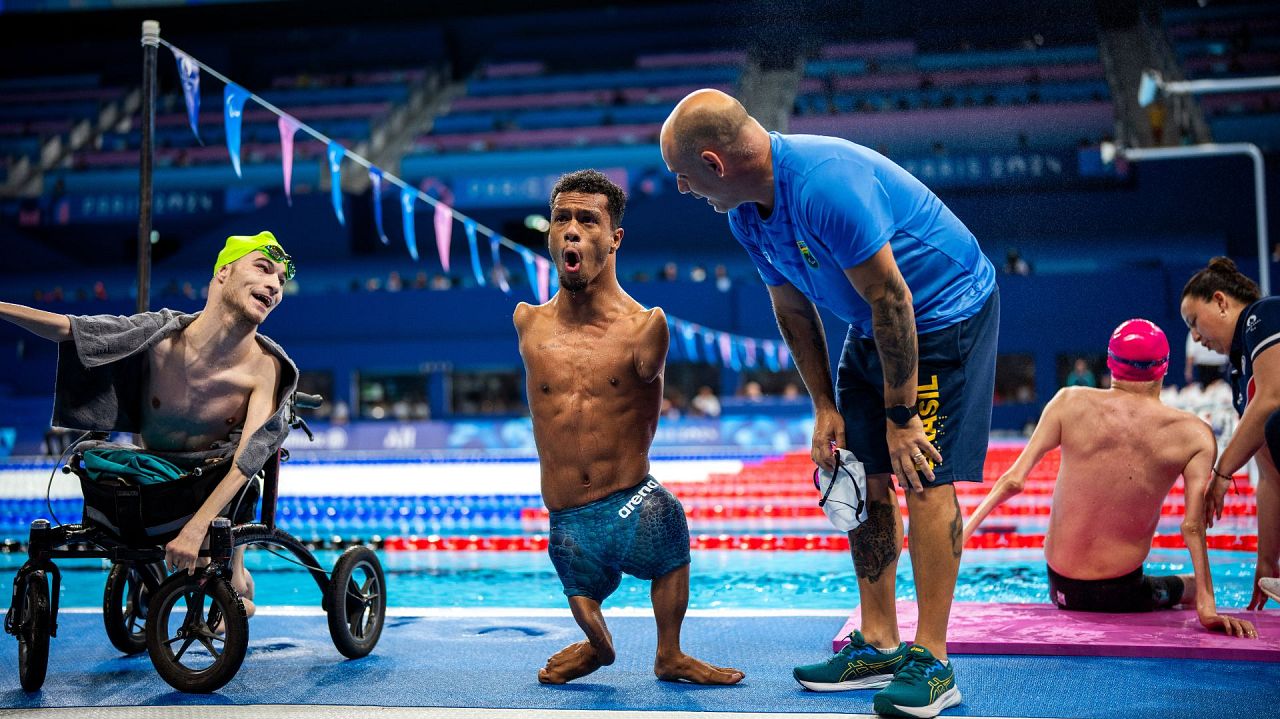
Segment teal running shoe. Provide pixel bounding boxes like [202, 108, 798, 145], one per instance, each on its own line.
[792, 630, 909, 691]
[872, 645, 962, 718]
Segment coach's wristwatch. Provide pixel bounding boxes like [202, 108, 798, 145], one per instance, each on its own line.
[885, 404, 919, 428]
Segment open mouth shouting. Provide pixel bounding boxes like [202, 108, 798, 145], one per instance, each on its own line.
[563, 247, 582, 274]
[250, 290, 274, 312]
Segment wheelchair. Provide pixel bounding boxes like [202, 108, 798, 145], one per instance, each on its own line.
[5, 393, 387, 693]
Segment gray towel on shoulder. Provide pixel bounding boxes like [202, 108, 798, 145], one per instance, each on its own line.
[53, 309, 299, 478]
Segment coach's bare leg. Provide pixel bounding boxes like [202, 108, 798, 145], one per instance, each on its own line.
[905, 484, 962, 661]
[851, 474, 903, 649]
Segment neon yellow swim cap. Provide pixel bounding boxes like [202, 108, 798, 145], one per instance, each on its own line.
[213, 231, 294, 280]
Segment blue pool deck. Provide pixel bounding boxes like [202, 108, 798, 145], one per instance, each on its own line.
[2, 609, 1277, 718]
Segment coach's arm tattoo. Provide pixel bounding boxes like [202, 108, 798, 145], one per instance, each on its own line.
[844, 244, 918, 404]
[767, 282, 835, 409]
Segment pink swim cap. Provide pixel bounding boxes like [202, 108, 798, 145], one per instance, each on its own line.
[1107, 318, 1169, 382]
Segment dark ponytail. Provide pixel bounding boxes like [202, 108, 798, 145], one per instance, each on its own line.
[1182, 256, 1262, 304]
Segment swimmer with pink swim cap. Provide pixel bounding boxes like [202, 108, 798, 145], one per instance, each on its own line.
[962, 311, 1258, 638]
[1107, 318, 1170, 383]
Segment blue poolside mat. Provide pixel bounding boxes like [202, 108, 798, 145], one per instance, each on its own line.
[0, 613, 1276, 717]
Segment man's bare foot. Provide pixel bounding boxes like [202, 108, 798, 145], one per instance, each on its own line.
[655, 652, 744, 685]
[538, 640, 605, 684]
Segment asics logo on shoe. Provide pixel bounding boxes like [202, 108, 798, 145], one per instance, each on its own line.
[840, 657, 901, 682]
[928, 675, 953, 702]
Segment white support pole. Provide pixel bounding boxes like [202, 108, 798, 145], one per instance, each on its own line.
[1163, 75, 1280, 96]
[1119, 143, 1269, 296]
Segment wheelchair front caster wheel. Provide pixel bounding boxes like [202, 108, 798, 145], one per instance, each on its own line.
[146, 573, 247, 693]
[17, 570, 51, 692]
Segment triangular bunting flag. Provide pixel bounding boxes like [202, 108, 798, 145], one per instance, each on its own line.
[369, 167, 388, 245]
[223, 82, 250, 177]
[277, 115, 299, 206]
[535, 255, 550, 303]
[327, 141, 346, 226]
[519, 247, 538, 301]
[400, 187, 419, 261]
[464, 219, 485, 287]
[490, 237, 510, 294]
[434, 202, 453, 272]
[171, 48, 202, 144]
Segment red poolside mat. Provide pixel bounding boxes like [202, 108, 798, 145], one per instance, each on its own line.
[835, 601, 1280, 661]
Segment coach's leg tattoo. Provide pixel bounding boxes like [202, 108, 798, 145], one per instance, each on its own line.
[852, 500, 901, 584]
[949, 491, 963, 558]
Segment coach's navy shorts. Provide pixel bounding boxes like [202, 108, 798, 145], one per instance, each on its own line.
[835, 287, 1000, 486]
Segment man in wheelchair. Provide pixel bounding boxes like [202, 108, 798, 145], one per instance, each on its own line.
[0, 230, 300, 621]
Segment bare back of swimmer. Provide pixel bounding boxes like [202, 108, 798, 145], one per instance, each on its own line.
[514, 170, 743, 687]
[964, 319, 1255, 638]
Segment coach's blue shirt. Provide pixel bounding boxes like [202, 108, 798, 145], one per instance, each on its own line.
[1229, 297, 1280, 415]
[728, 132, 995, 338]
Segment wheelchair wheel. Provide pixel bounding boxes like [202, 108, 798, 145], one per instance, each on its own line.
[145, 573, 248, 693]
[103, 562, 163, 655]
[325, 546, 386, 659]
[17, 570, 50, 692]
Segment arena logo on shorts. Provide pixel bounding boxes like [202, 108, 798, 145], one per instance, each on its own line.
[917, 374, 944, 464]
[618, 478, 661, 519]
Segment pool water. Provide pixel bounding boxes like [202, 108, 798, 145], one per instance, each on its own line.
[0, 548, 1259, 610]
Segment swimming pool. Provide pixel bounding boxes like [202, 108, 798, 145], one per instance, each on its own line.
[0, 548, 1259, 610]
[0, 454, 1261, 612]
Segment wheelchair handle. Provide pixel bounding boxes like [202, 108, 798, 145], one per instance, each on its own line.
[293, 392, 323, 410]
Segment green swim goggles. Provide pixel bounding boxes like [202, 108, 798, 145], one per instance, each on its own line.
[257, 244, 296, 281]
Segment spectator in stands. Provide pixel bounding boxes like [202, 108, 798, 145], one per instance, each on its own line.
[714, 264, 732, 292]
[661, 391, 684, 420]
[1003, 248, 1032, 275]
[739, 380, 764, 401]
[691, 385, 721, 418]
[413, 271, 429, 291]
[1064, 358, 1097, 388]
[92, 281, 108, 301]
[781, 382, 803, 401]
[330, 400, 350, 427]
[662, 89, 998, 717]
[1181, 257, 1280, 610]
[1185, 329, 1229, 390]
[964, 319, 1255, 638]
[386, 271, 403, 293]
[391, 398, 412, 421]
[659, 262, 679, 281]
[689, 265, 708, 282]
[430, 274, 452, 290]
